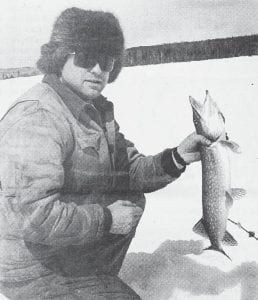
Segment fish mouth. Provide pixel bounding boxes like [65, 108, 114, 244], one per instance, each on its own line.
[189, 91, 215, 119]
[189, 96, 203, 118]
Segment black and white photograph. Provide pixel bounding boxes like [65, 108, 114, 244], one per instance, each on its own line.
[0, 1, 258, 299]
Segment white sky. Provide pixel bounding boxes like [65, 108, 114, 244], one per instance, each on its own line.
[1, 0, 258, 68]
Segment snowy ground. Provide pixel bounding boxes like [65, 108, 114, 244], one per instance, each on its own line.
[0, 56, 258, 299]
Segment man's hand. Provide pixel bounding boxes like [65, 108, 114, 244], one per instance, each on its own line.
[177, 132, 211, 164]
[107, 200, 143, 235]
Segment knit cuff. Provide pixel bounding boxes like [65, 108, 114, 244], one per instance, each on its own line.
[161, 148, 186, 177]
[173, 147, 189, 166]
[103, 207, 113, 233]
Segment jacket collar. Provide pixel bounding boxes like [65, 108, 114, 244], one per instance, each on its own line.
[42, 74, 113, 120]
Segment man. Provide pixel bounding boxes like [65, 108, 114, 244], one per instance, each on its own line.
[0, 7, 211, 300]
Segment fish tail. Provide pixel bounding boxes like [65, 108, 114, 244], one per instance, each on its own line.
[204, 245, 232, 261]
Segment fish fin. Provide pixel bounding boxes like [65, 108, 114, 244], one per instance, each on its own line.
[223, 231, 238, 246]
[193, 218, 208, 238]
[207, 133, 225, 148]
[204, 245, 232, 261]
[219, 140, 241, 153]
[230, 188, 247, 200]
[208, 141, 219, 148]
[226, 189, 246, 207]
[225, 191, 234, 208]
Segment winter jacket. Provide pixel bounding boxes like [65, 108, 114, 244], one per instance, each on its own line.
[0, 75, 183, 298]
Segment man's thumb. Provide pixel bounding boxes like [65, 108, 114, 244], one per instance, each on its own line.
[196, 135, 212, 146]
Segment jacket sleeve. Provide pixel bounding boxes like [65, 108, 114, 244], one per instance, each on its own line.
[114, 122, 185, 193]
[0, 107, 110, 248]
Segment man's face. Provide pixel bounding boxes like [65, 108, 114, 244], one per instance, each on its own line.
[61, 54, 111, 100]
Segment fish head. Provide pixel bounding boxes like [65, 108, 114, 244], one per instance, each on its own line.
[189, 91, 226, 141]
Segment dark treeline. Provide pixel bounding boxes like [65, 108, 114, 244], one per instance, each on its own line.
[1, 34, 258, 80]
[124, 34, 258, 66]
[0, 67, 40, 80]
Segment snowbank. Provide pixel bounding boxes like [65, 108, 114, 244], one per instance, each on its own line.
[0, 56, 258, 299]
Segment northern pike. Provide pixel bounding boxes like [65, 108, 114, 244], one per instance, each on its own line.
[189, 90, 246, 260]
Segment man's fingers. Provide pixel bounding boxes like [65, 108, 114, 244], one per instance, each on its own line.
[184, 152, 200, 163]
[120, 200, 136, 207]
[133, 207, 144, 216]
[191, 152, 201, 162]
[196, 135, 212, 146]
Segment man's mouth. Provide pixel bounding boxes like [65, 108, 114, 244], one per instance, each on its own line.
[85, 79, 102, 84]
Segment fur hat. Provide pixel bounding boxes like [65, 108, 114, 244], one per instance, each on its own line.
[37, 7, 125, 83]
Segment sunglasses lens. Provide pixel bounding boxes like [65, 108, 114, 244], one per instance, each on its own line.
[73, 53, 115, 72]
[99, 56, 115, 72]
[74, 53, 96, 69]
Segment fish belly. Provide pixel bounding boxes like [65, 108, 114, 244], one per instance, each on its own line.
[201, 144, 230, 246]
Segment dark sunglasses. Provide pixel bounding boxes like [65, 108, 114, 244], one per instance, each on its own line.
[72, 52, 116, 72]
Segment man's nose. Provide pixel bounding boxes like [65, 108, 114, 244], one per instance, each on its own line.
[90, 63, 103, 74]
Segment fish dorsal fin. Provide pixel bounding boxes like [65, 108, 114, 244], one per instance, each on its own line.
[225, 191, 234, 208]
[193, 218, 208, 238]
[230, 188, 246, 200]
[220, 140, 241, 153]
[223, 231, 238, 246]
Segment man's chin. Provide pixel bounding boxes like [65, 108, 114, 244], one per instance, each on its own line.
[82, 89, 102, 100]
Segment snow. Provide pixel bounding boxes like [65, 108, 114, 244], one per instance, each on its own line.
[0, 56, 258, 299]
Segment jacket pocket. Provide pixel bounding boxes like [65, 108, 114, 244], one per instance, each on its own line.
[76, 131, 101, 158]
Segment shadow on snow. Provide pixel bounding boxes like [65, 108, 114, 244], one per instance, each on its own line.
[120, 239, 258, 300]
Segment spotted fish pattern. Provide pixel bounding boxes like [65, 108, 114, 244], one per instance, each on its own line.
[189, 91, 246, 260]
